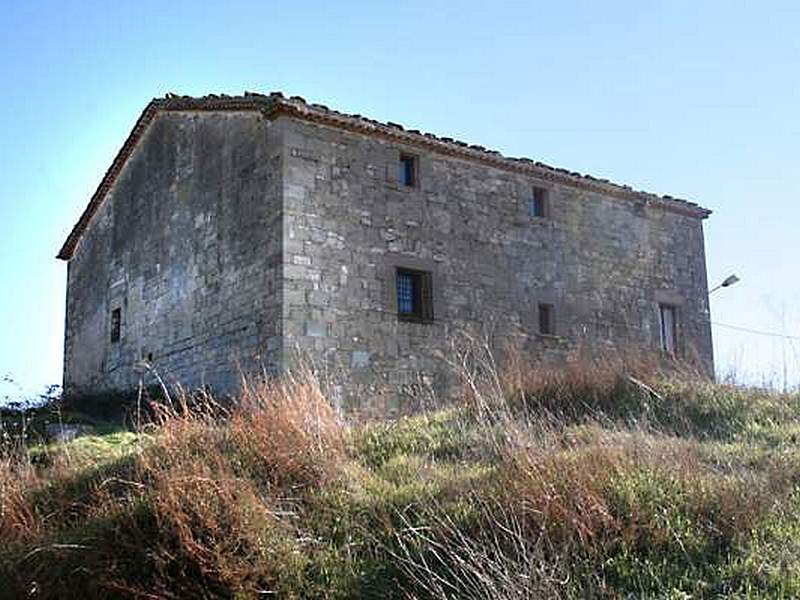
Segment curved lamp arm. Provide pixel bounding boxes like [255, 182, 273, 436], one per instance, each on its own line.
[709, 274, 740, 295]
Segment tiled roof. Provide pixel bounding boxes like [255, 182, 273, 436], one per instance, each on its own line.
[57, 91, 711, 260]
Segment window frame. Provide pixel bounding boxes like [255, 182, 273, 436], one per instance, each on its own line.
[529, 186, 549, 218]
[538, 303, 555, 335]
[398, 153, 418, 188]
[396, 267, 434, 323]
[658, 303, 678, 355]
[110, 307, 122, 343]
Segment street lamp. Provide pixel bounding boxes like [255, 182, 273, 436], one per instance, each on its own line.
[708, 274, 740, 295]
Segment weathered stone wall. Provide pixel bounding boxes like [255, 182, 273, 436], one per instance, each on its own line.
[64, 109, 713, 406]
[281, 118, 713, 412]
[64, 111, 284, 395]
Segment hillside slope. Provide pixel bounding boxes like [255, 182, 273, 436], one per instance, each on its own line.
[2, 358, 800, 599]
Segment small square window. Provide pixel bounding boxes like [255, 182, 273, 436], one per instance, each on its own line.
[538, 303, 555, 335]
[659, 304, 678, 355]
[396, 268, 433, 322]
[399, 153, 417, 187]
[110, 308, 121, 343]
[529, 187, 549, 218]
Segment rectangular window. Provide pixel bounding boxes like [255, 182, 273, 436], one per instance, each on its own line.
[396, 268, 433, 322]
[659, 304, 677, 354]
[529, 187, 549, 218]
[110, 308, 121, 343]
[538, 303, 555, 335]
[399, 153, 417, 187]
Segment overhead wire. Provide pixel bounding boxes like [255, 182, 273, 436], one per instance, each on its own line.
[712, 321, 800, 340]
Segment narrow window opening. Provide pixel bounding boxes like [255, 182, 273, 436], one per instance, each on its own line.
[399, 153, 417, 187]
[110, 308, 121, 343]
[538, 303, 555, 335]
[396, 268, 433, 323]
[659, 304, 678, 355]
[529, 187, 549, 218]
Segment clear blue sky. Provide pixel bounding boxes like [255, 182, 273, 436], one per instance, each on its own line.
[1, 0, 798, 400]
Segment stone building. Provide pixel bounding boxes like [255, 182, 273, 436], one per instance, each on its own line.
[58, 92, 713, 404]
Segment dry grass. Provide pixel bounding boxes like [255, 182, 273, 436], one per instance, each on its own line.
[389, 342, 800, 598]
[233, 369, 345, 491]
[0, 369, 346, 599]
[502, 428, 768, 548]
[2, 348, 800, 598]
[0, 456, 40, 543]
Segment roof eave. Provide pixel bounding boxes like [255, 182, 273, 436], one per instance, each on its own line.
[56, 92, 712, 261]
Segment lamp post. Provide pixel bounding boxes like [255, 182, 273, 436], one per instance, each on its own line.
[709, 274, 740, 295]
[708, 274, 740, 384]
